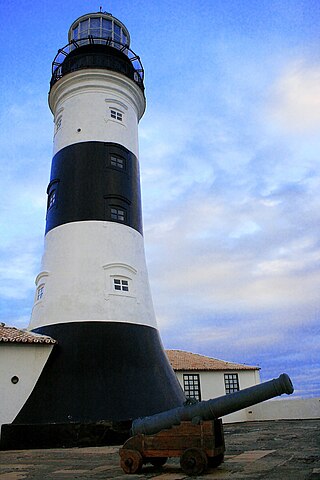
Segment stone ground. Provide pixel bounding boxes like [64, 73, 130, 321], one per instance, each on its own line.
[0, 419, 319, 480]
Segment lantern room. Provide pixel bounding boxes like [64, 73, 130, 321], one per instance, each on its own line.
[50, 11, 144, 90]
[68, 12, 130, 48]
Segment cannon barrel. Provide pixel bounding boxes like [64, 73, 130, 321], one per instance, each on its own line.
[131, 373, 294, 436]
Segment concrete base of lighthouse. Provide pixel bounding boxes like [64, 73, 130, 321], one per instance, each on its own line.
[0, 322, 185, 449]
[1, 421, 130, 450]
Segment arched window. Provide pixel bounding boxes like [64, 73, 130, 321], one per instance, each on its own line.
[110, 154, 125, 170]
[105, 195, 130, 225]
[48, 190, 56, 209]
[36, 284, 45, 301]
[103, 263, 137, 298]
[47, 179, 60, 211]
[110, 108, 123, 122]
[113, 277, 129, 292]
[110, 206, 126, 223]
[34, 271, 49, 303]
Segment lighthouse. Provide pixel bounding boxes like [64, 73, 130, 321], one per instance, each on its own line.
[12, 11, 185, 442]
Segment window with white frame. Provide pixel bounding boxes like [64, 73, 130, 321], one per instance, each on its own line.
[183, 373, 201, 401]
[103, 263, 136, 299]
[113, 278, 129, 292]
[224, 373, 240, 394]
[110, 109, 123, 121]
[36, 285, 45, 301]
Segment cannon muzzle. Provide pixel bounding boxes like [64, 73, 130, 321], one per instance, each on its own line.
[132, 373, 294, 436]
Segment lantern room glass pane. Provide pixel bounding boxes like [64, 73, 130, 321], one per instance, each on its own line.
[102, 18, 112, 38]
[90, 18, 100, 28]
[80, 19, 89, 38]
[72, 26, 78, 40]
[90, 17, 100, 37]
[102, 18, 112, 29]
[114, 24, 121, 47]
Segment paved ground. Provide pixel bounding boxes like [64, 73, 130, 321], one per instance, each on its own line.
[0, 420, 319, 479]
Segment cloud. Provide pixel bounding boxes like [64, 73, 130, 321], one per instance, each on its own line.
[146, 181, 320, 313]
[0, 89, 50, 321]
[266, 61, 320, 135]
[0, 241, 41, 299]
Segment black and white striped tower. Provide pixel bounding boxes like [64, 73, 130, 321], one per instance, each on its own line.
[15, 12, 184, 434]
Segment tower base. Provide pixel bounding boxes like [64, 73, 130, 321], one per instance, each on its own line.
[10, 321, 185, 448]
[0, 421, 131, 450]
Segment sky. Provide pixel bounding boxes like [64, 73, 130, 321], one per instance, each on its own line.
[0, 0, 319, 399]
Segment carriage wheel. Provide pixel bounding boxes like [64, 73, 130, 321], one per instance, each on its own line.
[180, 448, 208, 476]
[120, 449, 143, 474]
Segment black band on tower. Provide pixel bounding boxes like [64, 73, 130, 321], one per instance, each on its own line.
[50, 43, 144, 92]
[45, 142, 143, 235]
[13, 322, 184, 424]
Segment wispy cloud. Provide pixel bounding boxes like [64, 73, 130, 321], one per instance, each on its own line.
[266, 61, 320, 135]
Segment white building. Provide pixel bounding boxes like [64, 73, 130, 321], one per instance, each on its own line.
[166, 349, 320, 422]
[0, 324, 55, 431]
[166, 349, 261, 422]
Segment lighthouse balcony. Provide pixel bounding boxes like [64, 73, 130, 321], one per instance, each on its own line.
[50, 39, 144, 92]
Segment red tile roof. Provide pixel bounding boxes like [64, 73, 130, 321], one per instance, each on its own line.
[166, 349, 259, 371]
[0, 323, 56, 344]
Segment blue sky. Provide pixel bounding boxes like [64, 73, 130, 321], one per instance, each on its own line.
[0, 0, 319, 398]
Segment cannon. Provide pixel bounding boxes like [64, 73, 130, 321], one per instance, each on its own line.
[119, 373, 294, 476]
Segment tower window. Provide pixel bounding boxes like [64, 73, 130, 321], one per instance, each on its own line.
[183, 374, 201, 401]
[110, 109, 123, 121]
[55, 116, 62, 134]
[224, 373, 239, 394]
[36, 285, 45, 301]
[47, 179, 60, 213]
[47, 190, 56, 209]
[113, 278, 129, 292]
[110, 155, 125, 169]
[110, 207, 126, 222]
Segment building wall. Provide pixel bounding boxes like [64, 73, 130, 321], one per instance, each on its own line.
[175, 369, 261, 423]
[244, 397, 320, 421]
[0, 344, 53, 430]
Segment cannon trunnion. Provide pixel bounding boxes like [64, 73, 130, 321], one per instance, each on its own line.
[119, 374, 294, 476]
